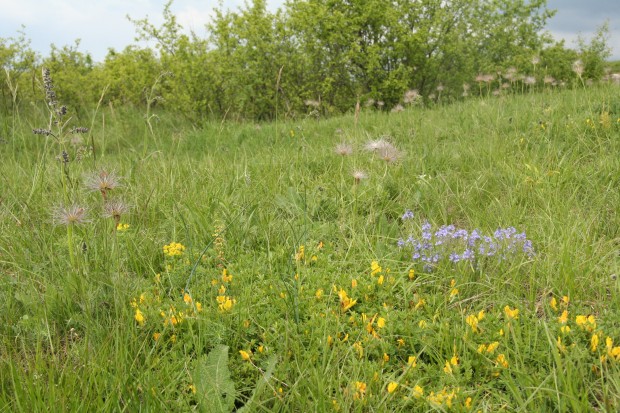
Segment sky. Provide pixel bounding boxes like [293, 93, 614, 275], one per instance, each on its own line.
[1, 0, 619, 62]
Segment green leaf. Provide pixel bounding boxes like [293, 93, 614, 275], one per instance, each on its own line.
[192, 345, 236, 413]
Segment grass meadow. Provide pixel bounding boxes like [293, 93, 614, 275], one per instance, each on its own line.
[1, 82, 620, 412]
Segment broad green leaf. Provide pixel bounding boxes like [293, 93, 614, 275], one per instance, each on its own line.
[192, 345, 236, 413]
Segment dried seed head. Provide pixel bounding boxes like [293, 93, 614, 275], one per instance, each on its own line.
[572, 60, 584, 76]
[378, 145, 403, 163]
[352, 170, 368, 184]
[335, 142, 353, 156]
[103, 200, 130, 221]
[84, 169, 121, 195]
[403, 89, 421, 104]
[53, 204, 90, 226]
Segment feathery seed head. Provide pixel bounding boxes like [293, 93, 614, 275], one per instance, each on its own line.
[572, 60, 584, 76]
[352, 170, 368, 184]
[85, 169, 121, 199]
[103, 200, 130, 222]
[335, 142, 354, 156]
[53, 204, 90, 226]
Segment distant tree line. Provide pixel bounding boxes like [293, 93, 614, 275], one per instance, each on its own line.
[0, 0, 613, 122]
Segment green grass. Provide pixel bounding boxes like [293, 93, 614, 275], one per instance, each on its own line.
[1, 84, 619, 411]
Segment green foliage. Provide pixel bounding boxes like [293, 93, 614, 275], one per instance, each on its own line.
[192, 345, 236, 413]
[577, 22, 613, 80]
[99, 46, 161, 106]
[0, 0, 616, 123]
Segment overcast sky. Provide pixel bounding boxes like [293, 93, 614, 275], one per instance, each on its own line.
[1, 0, 618, 62]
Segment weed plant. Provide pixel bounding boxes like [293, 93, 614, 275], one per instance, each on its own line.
[0, 74, 619, 411]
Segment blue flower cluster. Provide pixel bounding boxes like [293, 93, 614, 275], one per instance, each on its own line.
[398, 211, 535, 272]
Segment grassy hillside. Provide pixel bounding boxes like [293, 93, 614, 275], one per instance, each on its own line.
[1, 83, 619, 411]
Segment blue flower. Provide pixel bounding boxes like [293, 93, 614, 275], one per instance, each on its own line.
[398, 218, 535, 271]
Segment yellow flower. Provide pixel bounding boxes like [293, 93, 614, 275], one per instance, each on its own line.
[408, 269, 415, 280]
[295, 245, 305, 262]
[377, 317, 386, 328]
[591, 334, 600, 352]
[377, 275, 384, 285]
[163, 242, 185, 257]
[183, 293, 193, 304]
[550, 297, 558, 311]
[496, 354, 509, 368]
[397, 338, 405, 347]
[443, 361, 453, 374]
[134, 308, 145, 325]
[387, 382, 398, 393]
[477, 310, 485, 321]
[576, 314, 596, 331]
[561, 295, 569, 306]
[418, 320, 427, 328]
[412, 385, 424, 398]
[587, 315, 596, 327]
[218, 285, 226, 295]
[351, 279, 358, 288]
[315, 289, 323, 299]
[503, 305, 519, 320]
[383, 353, 390, 362]
[353, 381, 367, 400]
[464, 397, 472, 408]
[477, 344, 487, 353]
[558, 310, 568, 324]
[338, 289, 357, 311]
[449, 288, 459, 298]
[450, 355, 459, 366]
[487, 342, 500, 353]
[116, 223, 130, 231]
[188, 384, 196, 394]
[239, 350, 252, 361]
[221, 268, 233, 283]
[216, 295, 235, 311]
[371, 261, 382, 276]
[465, 314, 479, 333]
[560, 325, 571, 334]
[407, 356, 417, 368]
[153, 332, 161, 341]
[353, 341, 364, 358]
